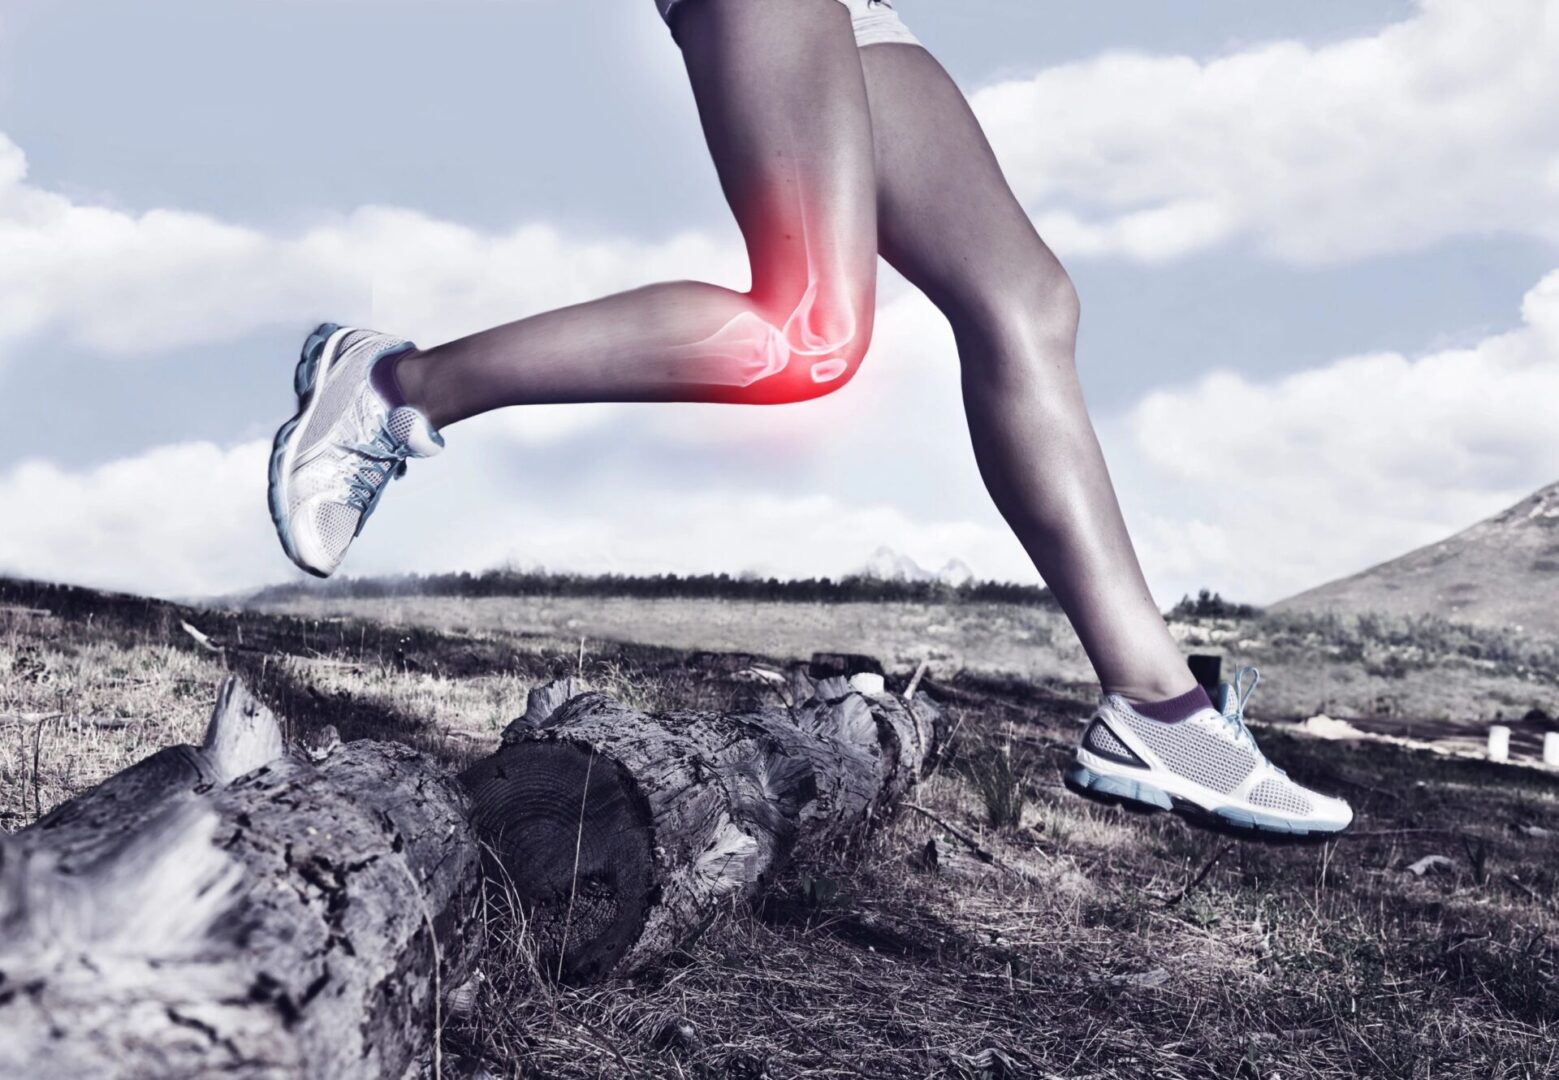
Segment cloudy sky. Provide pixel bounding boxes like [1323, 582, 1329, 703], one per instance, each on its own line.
[2, 0, 1556, 603]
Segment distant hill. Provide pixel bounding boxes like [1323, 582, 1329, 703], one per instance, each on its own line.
[1274, 481, 1559, 635]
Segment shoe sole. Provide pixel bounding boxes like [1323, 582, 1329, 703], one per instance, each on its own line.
[267, 323, 347, 577]
[1063, 763, 1347, 843]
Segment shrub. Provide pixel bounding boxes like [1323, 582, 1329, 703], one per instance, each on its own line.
[1257, 609, 1559, 676]
[972, 746, 1026, 830]
[1168, 588, 1262, 620]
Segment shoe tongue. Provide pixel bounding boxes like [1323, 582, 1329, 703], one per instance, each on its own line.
[1213, 682, 1237, 717]
[1210, 682, 1264, 754]
[385, 407, 445, 458]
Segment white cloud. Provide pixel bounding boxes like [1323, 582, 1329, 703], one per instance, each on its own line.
[0, 440, 277, 597]
[5, 258, 1554, 609]
[3, 0, 1556, 608]
[6, 110, 1554, 607]
[0, 0, 1551, 377]
[1, 0, 1553, 375]
[1116, 268, 1559, 602]
[972, 0, 1559, 262]
[0, 130, 744, 365]
[0, 417, 1027, 599]
[0, 126, 1033, 598]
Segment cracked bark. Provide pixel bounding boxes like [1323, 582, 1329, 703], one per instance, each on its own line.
[463, 670, 944, 982]
[0, 679, 481, 1080]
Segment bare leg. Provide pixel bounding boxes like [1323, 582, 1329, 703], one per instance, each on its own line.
[860, 43, 1195, 702]
[394, 0, 877, 426]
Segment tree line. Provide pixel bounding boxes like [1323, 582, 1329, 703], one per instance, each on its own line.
[248, 569, 1062, 607]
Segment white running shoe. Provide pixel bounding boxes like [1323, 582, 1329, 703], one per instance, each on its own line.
[268, 323, 443, 578]
[1064, 667, 1353, 838]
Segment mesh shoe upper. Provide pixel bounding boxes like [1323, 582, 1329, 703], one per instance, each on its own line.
[1248, 778, 1313, 815]
[309, 502, 365, 563]
[276, 328, 442, 576]
[1077, 666, 1352, 830]
[295, 330, 405, 451]
[1112, 706, 1258, 794]
[1084, 720, 1136, 760]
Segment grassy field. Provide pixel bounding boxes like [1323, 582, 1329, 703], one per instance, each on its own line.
[5, 575, 1559, 1078]
[248, 589, 1559, 728]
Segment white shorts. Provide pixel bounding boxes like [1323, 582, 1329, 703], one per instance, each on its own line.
[656, 0, 920, 49]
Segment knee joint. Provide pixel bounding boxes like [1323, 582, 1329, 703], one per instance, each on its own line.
[952, 267, 1079, 382]
[692, 273, 873, 402]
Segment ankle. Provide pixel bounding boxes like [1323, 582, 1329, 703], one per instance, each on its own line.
[384, 350, 437, 425]
[1103, 672, 1201, 704]
[1117, 682, 1213, 723]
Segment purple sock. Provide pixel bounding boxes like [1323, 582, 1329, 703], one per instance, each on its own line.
[1126, 684, 1213, 723]
[371, 346, 413, 409]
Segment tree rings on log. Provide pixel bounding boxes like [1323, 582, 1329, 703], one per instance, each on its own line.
[465, 679, 943, 981]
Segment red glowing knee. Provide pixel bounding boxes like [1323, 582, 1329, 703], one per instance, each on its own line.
[809, 357, 850, 383]
[681, 271, 859, 400]
[680, 310, 793, 387]
[670, 165, 869, 402]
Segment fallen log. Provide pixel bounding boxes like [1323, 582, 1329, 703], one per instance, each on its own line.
[0, 679, 481, 1080]
[463, 672, 943, 982]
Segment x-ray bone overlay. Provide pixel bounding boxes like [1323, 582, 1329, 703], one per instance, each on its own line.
[663, 175, 859, 392]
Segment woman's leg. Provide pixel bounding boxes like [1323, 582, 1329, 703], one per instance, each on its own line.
[393, 0, 877, 426]
[858, 42, 1195, 702]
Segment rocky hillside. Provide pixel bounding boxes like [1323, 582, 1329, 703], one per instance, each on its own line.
[1276, 481, 1559, 636]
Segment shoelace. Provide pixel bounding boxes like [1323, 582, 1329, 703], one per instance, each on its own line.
[1222, 665, 1291, 778]
[1220, 664, 1262, 749]
[339, 429, 412, 522]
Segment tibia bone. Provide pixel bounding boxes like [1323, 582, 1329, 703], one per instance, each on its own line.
[679, 310, 794, 387]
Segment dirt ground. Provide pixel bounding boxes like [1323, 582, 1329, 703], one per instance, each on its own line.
[5, 577, 1559, 1078]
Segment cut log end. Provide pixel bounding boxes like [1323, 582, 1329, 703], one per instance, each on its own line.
[463, 741, 656, 983]
[467, 684, 944, 980]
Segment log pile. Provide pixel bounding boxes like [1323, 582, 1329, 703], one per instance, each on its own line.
[0, 679, 482, 1080]
[1, 659, 944, 1074]
[463, 668, 944, 981]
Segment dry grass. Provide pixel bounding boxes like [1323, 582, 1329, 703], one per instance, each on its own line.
[251, 592, 1559, 728]
[0, 606, 225, 826]
[5, 577, 1559, 1078]
[241, 593, 1098, 689]
[1174, 611, 1559, 725]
